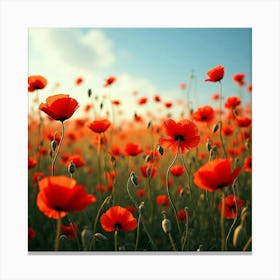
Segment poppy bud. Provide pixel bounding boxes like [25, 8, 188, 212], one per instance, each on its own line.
[157, 144, 164, 156]
[206, 141, 212, 152]
[161, 218, 172, 234]
[197, 244, 203, 251]
[212, 123, 219, 133]
[100, 103, 103, 110]
[139, 201, 145, 214]
[60, 234, 68, 241]
[145, 154, 151, 163]
[51, 139, 57, 152]
[147, 121, 152, 128]
[233, 109, 238, 116]
[94, 232, 108, 242]
[233, 224, 247, 248]
[245, 139, 251, 150]
[68, 161, 76, 174]
[88, 89, 92, 98]
[146, 167, 151, 178]
[81, 227, 93, 251]
[49, 150, 53, 158]
[131, 172, 138, 186]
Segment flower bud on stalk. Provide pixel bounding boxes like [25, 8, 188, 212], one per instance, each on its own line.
[212, 122, 219, 133]
[157, 145, 164, 156]
[130, 172, 138, 186]
[68, 161, 76, 175]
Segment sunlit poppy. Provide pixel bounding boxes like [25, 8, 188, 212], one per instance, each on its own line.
[232, 73, 246, 87]
[65, 155, 85, 168]
[156, 195, 170, 207]
[28, 75, 47, 92]
[205, 65, 224, 82]
[28, 157, 37, 169]
[137, 97, 148, 105]
[193, 158, 241, 192]
[124, 142, 142, 157]
[224, 96, 241, 109]
[32, 172, 45, 184]
[104, 76, 116, 87]
[100, 206, 137, 232]
[75, 77, 83, 86]
[158, 119, 200, 153]
[170, 164, 186, 177]
[36, 176, 96, 219]
[164, 101, 173, 108]
[244, 156, 252, 172]
[61, 223, 79, 239]
[222, 125, 234, 136]
[111, 145, 121, 157]
[140, 164, 157, 179]
[154, 95, 161, 102]
[88, 119, 111, 133]
[192, 105, 215, 123]
[237, 117, 251, 128]
[180, 83, 187, 89]
[218, 194, 245, 219]
[39, 94, 79, 122]
[28, 227, 36, 240]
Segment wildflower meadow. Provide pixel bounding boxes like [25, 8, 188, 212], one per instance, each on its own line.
[28, 29, 252, 253]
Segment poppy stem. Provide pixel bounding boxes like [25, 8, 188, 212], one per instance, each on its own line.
[165, 145, 182, 242]
[168, 232, 177, 251]
[54, 216, 61, 251]
[225, 179, 239, 250]
[114, 230, 118, 251]
[91, 195, 112, 251]
[135, 213, 141, 251]
[181, 207, 189, 251]
[51, 121, 65, 176]
[220, 192, 225, 251]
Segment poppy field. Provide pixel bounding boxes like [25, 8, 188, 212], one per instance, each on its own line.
[28, 64, 252, 252]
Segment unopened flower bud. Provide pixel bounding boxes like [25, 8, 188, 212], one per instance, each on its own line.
[100, 102, 103, 110]
[146, 167, 151, 178]
[161, 218, 172, 233]
[207, 142, 212, 152]
[157, 145, 164, 156]
[94, 232, 108, 242]
[139, 202, 145, 214]
[233, 224, 247, 248]
[68, 161, 76, 174]
[130, 172, 138, 186]
[197, 244, 203, 251]
[88, 89, 92, 98]
[110, 155, 116, 167]
[81, 227, 93, 251]
[51, 139, 57, 152]
[212, 123, 219, 133]
[145, 154, 151, 163]
[147, 121, 152, 128]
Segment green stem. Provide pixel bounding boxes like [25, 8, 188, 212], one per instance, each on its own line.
[220, 192, 225, 251]
[135, 213, 141, 251]
[168, 233, 177, 251]
[165, 146, 182, 239]
[52, 121, 65, 176]
[114, 230, 118, 251]
[54, 215, 61, 251]
[181, 208, 189, 251]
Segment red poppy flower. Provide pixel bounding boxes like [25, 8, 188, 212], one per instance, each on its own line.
[177, 209, 187, 222]
[136, 188, 145, 198]
[193, 158, 241, 192]
[137, 97, 148, 105]
[170, 164, 186, 177]
[158, 119, 200, 153]
[61, 223, 79, 239]
[205, 65, 224, 82]
[104, 76, 116, 87]
[111, 145, 121, 157]
[124, 142, 142, 157]
[218, 194, 245, 219]
[28, 227, 36, 240]
[28, 157, 38, 169]
[154, 95, 161, 102]
[96, 184, 107, 193]
[39, 94, 79, 122]
[164, 101, 173, 108]
[180, 83, 187, 89]
[66, 155, 85, 168]
[237, 117, 251, 128]
[112, 99, 121, 106]
[84, 104, 93, 112]
[232, 73, 246, 87]
[75, 77, 83, 85]
[247, 84, 252, 93]
[156, 195, 170, 207]
[192, 105, 215, 123]
[100, 206, 137, 232]
[140, 164, 157, 179]
[88, 119, 111, 133]
[36, 176, 96, 219]
[126, 205, 136, 214]
[212, 93, 220, 101]
[32, 172, 45, 184]
[28, 75, 47, 92]
[222, 125, 234, 136]
[224, 96, 241, 109]
[244, 156, 252, 172]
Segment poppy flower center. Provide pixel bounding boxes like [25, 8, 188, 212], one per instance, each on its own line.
[174, 135, 185, 141]
[114, 223, 123, 230]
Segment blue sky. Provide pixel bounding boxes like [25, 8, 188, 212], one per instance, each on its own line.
[29, 28, 252, 121]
